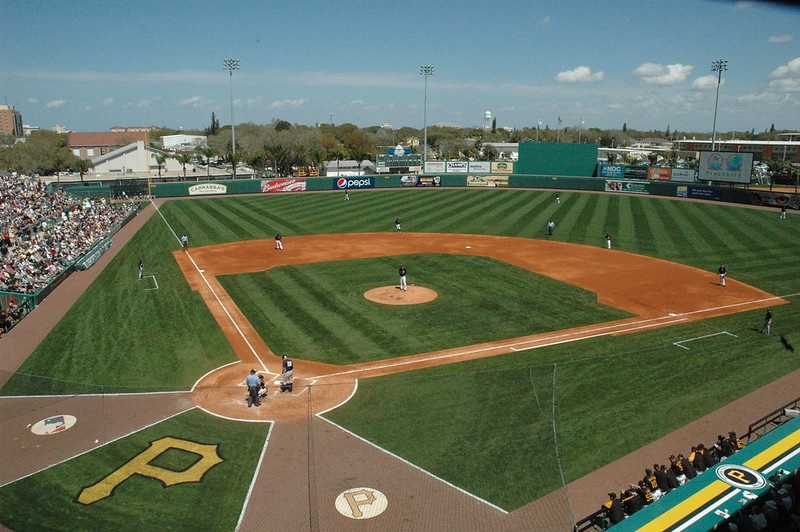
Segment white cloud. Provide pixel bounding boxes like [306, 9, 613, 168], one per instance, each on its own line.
[46, 99, 66, 109]
[769, 57, 800, 79]
[269, 98, 309, 109]
[691, 74, 725, 90]
[769, 34, 793, 43]
[537, 16, 551, 26]
[555, 66, 603, 83]
[27, 98, 39, 104]
[179, 96, 211, 108]
[102, 97, 114, 107]
[768, 78, 800, 92]
[633, 63, 693, 85]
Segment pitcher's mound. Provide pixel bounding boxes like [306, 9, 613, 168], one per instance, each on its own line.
[364, 285, 438, 305]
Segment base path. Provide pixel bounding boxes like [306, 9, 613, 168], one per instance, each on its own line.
[177, 232, 782, 527]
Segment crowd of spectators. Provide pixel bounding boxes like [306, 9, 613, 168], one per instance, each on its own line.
[0, 173, 135, 333]
[599, 431, 745, 528]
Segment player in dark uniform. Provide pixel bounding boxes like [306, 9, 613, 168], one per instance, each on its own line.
[395, 218, 402, 233]
[399, 265, 408, 291]
[275, 232, 283, 250]
[138, 258, 144, 280]
[717, 264, 726, 286]
[281, 355, 294, 392]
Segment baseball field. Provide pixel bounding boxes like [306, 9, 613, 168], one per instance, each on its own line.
[1, 187, 798, 530]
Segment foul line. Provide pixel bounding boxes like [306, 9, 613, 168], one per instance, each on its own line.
[152, 201, 271, 374]
[674, 331, 738, 350]
[310, 292, 796, 381]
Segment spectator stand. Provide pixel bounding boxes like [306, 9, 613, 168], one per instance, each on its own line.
[575, 395, 800, 530]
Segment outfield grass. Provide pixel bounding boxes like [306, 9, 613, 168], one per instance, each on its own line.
[218, 254, 631, 364]
[3, 188, 799, 513]
[0, 409, 269, 530]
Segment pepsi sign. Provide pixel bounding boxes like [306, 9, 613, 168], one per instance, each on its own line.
[335, 177, 374, 190]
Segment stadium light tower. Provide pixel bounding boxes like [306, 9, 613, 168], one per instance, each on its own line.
[710, 59, 727, 152]
[223, 58, 240, 178]
[420, 65, 434, 171]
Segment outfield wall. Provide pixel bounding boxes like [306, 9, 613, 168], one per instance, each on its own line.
[145, 174, 800, 211]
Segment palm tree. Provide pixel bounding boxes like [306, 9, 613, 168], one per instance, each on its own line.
[154, 153, 168, 179]
[196, 146, 216, 180]
[71, 158, 95, 185]
[174, 152, 192, 181]
[350, 146, 370, 176]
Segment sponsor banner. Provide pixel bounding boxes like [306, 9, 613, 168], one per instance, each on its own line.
[749, 191, 800, 210]
[424, 161, 446, 173]
[491, 161, 513, 174]
[446, 161, 468, 173]
[598, 164, 625, 178]
[75, 237, 112, 271]
[468, 161, 491, 173]
[625, 166, 649, 179]
[188, 183, 228, 196]
[677, 186, 688, 198]
[260, 179, 306, 193]
[687, 185, 722, 201]
[467, 175, 509, 187]
[333, 177, 374, 190]
[698, 151, 754, 183]
[648, 167, 671, 180]
[415, 176, 441, 187]
[671, 168, 696, 182]
[605, 180, 650, 194]
[399, 175, 419, 187]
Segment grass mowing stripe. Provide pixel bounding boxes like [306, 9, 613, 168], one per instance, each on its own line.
[219, 254, 632, 365]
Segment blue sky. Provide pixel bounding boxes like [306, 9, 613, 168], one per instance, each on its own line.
[2, 0, 799, 134]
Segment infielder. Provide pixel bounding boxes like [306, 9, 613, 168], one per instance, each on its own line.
[275, 232, 283, 250]
[605, 233, 612, 250]
[395, 218, 402, 233]
[761, 308, 772, 335]
[718, 264, 726, 287]
[181, 233, 188, 251]
[399, 265, 408, 291]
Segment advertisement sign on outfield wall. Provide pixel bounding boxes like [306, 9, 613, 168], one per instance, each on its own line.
[670, 168, 696, 182]
[687, 185, 723, 201]
[491, 161, 514, 174]
[400, 175, 418, 187]
[333, 177, 374, 190]
[605, 180, 650, 194]
[468, 161, 491, 173]
[598, 164, 625, 178]
[188, 183, 227, 195]
[648, 167, 672, 181]
[261, 179, 307, 193]
[467, 175, 509, 187]
[424, 161, 446, 173]
[698, 151, 754, 184]
[624, 166, 649, 179]
[446, 161, 469, 173]
[416, 176, 441, 187]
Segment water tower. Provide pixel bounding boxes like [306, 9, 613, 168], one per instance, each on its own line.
[484, 111, 492, 130]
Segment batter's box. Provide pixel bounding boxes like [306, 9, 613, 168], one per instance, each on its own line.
[139, 275, 160, 291]
[673, 331, 738, 350]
